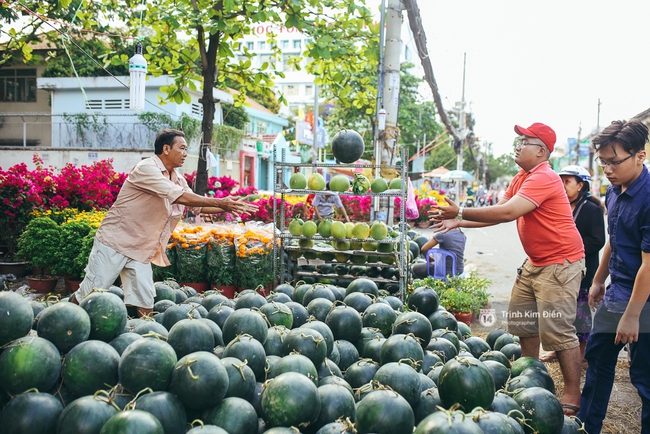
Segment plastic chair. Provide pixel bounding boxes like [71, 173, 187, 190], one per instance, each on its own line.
[425, 248, 457, 280]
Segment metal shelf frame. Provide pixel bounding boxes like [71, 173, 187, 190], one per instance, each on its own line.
[272, 148, 410, 299]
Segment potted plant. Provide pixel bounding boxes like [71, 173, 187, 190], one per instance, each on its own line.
[439, 289, 478, 325]
[52, 220, 94, 292]
[16, 216, 61, 293]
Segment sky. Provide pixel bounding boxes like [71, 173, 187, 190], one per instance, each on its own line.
[402, 0, 650, 156]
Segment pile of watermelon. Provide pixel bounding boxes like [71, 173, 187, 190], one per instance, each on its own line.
[0, 280, 584, 433]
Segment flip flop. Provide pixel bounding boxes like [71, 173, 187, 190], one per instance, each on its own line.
[562, 404, 580, 416]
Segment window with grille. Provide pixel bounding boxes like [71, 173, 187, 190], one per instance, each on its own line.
[0, 68, 37, 102]
[86, 99, 103, 110]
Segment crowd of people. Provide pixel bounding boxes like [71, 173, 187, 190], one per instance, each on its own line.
[431, 119, 650, 433]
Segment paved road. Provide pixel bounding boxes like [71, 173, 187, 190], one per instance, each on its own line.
[417, 220, 525, 302]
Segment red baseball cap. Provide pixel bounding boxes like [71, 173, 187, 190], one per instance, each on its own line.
[514, 122, 556, 152]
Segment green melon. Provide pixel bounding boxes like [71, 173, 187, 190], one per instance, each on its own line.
[301, 221, 318, 238]
[333, 241, 351, 251]
[329, 175, 350, 192]
[298, 239, 314, 248]
[290, 173, 307, 189]
[389, 178, 403, 189]
[318, 219, 333, 237]
[370, 177, 389, 193]
[351, 222, 370, 239]
[344, 222, 355, 238]
[308, 173, 326, 191]
[289, 218, 304, 236]
[370, 221, 389, 240]
[330, 221, 347, 239]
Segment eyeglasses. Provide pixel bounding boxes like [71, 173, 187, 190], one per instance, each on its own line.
[595, 154, 635, 168]
[516, 139, 544, 149]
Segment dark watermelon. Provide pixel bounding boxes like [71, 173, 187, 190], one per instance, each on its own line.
[234, 292, 267, 310]
[314, 383, 356, 428]
[500, 342, 522, 361]
[264, 325, 289, 357]
[109, 332, 144, 355]
[0, 291, 34, 346]
[261, 372, 321, 428]
[494, 333, 518, 351]
[431, 328, 461, 352]
[259, 301, 294, 328]
[380, 333, 424, 367]
[154, 282, 176, 303]
[161, 304, 202, 330]
[505, 375, 544, 393]
[221, 356, 256, 400]
[36, 302, 91, 354]
[199, 318, 224, 347]
[222, 308, 268, 345]
[62, 340, 120, 398]
[334, 340, 360, 372]
[285, 301, 310, 328]
[79, 292, 127, 342]
[0, 391, 63, 434]
[510, 356, 547, 377]
[203, 397, 258, 434]
[170, 351, 229, 410]
[463, 336, 491, 359]
[428, 310, 458, 332]
[118, 338, 177, 393]
[374, 361, 422, 407]
[479, 350, 512, 369]
[483, 360, 511, 390]
[223, 334, 267, 380]
[0, 336, 61, 395]
[167, 318, 215, 359]
[414, 409, 483, 433]
[315, 420, 356, 434]
[345, 278, 379, 297]
[99, 410, 164, 434]
[186, 425, 229, 433]
[132, 320, 169, 337]
[438, 356, 496, 412]
[426, 337, 459, 363]
[307, 298, 334, 323]
[206, 304, 234, 329]
[355, 389, 414, 434]
[392, 311, 433, 348]
[520, 367, 555, 393]
[325, 305, 363, 342]
[56, 395, 119, 434]
[488, 391, 523, 415]
[303, 285, 337, 305]
[414, 388, 443, 424]
[302, 320, 335, 356]
[331, 129, 365, 164]
[133, 391, 186, 434]
[513, 386, 564, 434]
[486, 327, 509, 349]
[317, 358, 343, 381]
[269, 353, 319, 386]
[354, 327, 385, 355]
[363, 303, 397, 337]
[282, 327, 327, 367]
[408, 286, 440, 316]
[421, 350, 444, 375]
[344, 359, 380, 389]
[360, 337, 386, 363]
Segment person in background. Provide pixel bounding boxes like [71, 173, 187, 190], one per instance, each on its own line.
[431, 122, 585, 416]
[579, 120, 650, 433]
[411, 227, 466, 279]
[312, 182, 350, 222]
[70, 129, 257, 318]
[540, 165, 606, 366]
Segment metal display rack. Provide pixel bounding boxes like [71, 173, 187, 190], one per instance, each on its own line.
[272, 148, 409, 299]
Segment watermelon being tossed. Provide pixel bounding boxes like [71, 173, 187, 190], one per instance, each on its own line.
[331, 129, 365, 163]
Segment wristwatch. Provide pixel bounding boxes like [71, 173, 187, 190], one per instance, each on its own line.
[455, 206, 464, 222]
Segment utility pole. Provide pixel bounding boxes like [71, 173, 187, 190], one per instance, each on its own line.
[456, 52, 467, 202]
[574, 123, 582, 165]
[592, 98, 601, 195]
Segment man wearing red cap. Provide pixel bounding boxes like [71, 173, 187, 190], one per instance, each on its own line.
[431, 122, 586, 415]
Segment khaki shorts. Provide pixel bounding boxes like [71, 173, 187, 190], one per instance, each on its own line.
[507, 258, 585, 352]
[75, 238, 156, 308]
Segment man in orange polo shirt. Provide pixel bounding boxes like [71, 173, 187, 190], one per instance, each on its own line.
[71, 129, 257, 318]
[432, 122, 586, 415]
